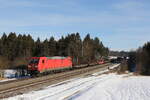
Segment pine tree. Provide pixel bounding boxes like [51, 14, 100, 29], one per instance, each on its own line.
[48, 37, 57, 56]
[1, 33, 8, 57]
[33, 38, 41, 56]
[7, 32, 17, 60]
[57, 36, 68, 56]
[83, 34, 94, 63]
[16, 34, 23, 57]
[66, 33, 82, 64]
[41, 39, 49, 56]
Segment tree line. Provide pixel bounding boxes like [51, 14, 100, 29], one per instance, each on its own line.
[0, 32, 109, 69]
[120, 42, 150, 75]
[136, 42, 150, 75]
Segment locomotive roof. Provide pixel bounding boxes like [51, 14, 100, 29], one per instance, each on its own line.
[47, 56, 67, 59]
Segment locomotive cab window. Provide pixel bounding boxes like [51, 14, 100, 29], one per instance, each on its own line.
[42, 60, 45, 63]
[29, 59, 39, 64]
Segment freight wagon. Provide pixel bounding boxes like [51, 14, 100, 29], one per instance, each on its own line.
[28, 56, 72, 75]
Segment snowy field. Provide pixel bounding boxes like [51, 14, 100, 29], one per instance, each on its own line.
[5, 64, 150, 100]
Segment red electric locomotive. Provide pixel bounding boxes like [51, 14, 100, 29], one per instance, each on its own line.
[28, 56, 72, 75]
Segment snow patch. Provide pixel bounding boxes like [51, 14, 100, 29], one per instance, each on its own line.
[0, 78, 16, 83]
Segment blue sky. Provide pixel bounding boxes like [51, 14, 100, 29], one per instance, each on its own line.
[0, 0, 150, 51]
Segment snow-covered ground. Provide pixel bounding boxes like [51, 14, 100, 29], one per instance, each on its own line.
[5, 64, 150, 100]
[0, 78, 16, 83]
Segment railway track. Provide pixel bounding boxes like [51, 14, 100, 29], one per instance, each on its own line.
[0, 63, 114, 99]
[0, 63, 106, 86]
[0, 63, 100, 85]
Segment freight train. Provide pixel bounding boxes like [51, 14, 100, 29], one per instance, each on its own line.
[27, 56, 106, 76]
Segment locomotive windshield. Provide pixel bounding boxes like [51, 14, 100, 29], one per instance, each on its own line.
[29, 59, 39, 64]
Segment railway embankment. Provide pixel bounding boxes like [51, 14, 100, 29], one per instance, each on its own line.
[0, 63, 120, 99]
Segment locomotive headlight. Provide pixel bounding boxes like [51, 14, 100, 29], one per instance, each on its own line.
[28, 65, 31, 68]
[35, 65, 38, 68]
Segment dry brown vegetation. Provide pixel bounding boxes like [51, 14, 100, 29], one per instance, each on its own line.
[117, 60, 128, 74]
